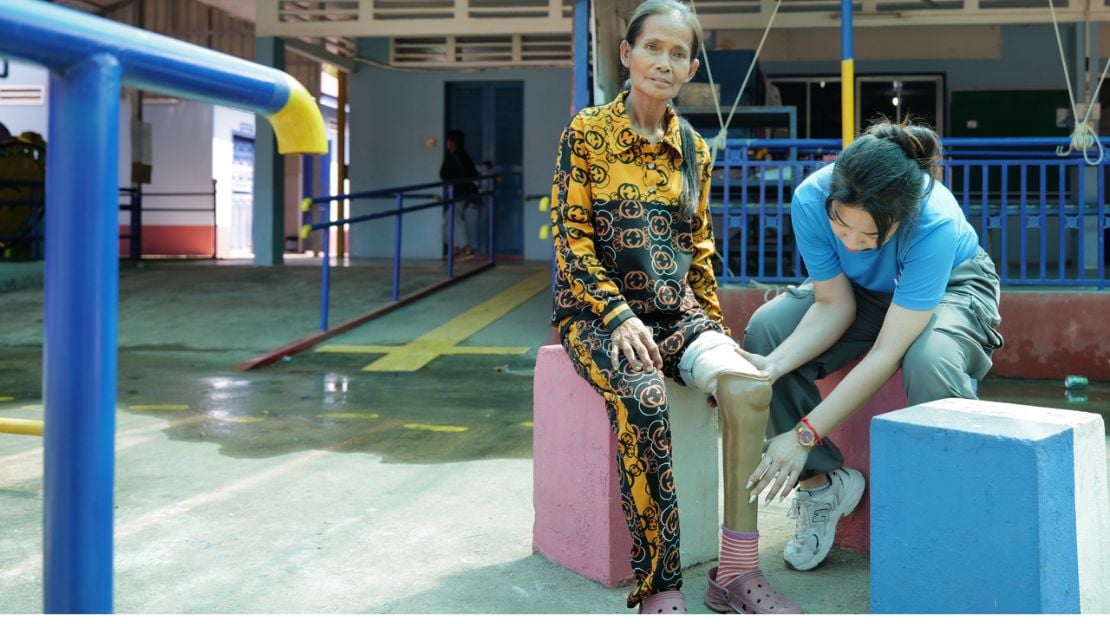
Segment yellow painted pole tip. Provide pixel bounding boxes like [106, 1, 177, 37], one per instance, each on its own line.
[538, 196, 551, 212]
[538, 225, 550, 240]
[300, 224, 312, 240]
[268, 75, 328, 155]
[300, 198, 313, 212]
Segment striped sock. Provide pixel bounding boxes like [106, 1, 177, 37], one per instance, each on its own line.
[716, 526, 760, 586]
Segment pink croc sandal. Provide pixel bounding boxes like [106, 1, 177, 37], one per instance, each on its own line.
[704, 567, 803, 614]
[638, 590, 688, 614]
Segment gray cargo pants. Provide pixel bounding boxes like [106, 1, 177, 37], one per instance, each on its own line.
[742, 248, 1004, 478]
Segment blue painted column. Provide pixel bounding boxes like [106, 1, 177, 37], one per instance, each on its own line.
[253, 36, 286, 266]
[573, 0, 589, 114]
[43, 53, 122, 614]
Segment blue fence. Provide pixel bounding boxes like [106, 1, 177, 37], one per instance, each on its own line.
[712, 137, 1108, 289]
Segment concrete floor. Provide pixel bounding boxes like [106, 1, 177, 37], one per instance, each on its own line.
[0, 259, 1105, 614]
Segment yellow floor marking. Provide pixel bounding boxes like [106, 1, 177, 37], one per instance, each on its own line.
[208, 414, 265, 424]
[316, 345, 529, 356]
[317, 270, 548, 373]
[0, 396, 14, 402]
[403, 423, 469, 433]
[447, 346, 531, 355]
[322, 412, 380, 420]
[518, 421, 534, 428]
[129, 404, 190, 411]
[316, 345, 397, 354]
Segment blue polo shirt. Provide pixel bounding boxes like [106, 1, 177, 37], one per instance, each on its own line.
[791, 164, 981, 311]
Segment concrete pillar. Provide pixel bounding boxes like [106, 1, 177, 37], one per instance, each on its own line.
[252, 36, 285, 266]
[871, 398, 1109, 614]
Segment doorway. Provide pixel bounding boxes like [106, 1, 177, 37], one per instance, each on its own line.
[229, 134, 254, 257]
[445, 81, 524, 258]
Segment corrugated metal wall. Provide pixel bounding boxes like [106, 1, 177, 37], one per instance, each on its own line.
[101, 0, 321, 97]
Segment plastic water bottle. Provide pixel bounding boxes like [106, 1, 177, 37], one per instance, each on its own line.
[1064, 375, 1088, 390]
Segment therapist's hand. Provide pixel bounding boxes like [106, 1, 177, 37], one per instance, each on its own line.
[733, 347, 781, 383]
[746, 430, 809, 504]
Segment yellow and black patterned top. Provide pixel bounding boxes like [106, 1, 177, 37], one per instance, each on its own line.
[549, 91, 724, 333]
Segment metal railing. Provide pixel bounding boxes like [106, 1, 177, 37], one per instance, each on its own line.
[0, 0, 326, 612]
[0, 182, 220, 261]
[118, 183, 219, 260]
[300, 174, 497, 330]
[712, 137, 1109, 289]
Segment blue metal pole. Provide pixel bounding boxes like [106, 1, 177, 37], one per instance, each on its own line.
[1077, 161, 1086, 283]
[1099, 162, 1106, 288]
[722, 148, 732, 283]
[1040, 164, 1048, 280]
[393, 193, 403, 301]
[487, 178, 496, 262]
[446, 187, 455, 279]
[129, 186, 141, 260]
[1019, 165, 1028, 282]
[1000, 165, 1008, 284]
[320, 224, 331, 331]
[43, 53, 121, 614]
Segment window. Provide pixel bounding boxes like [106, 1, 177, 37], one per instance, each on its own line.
[769, 74, 945, 137]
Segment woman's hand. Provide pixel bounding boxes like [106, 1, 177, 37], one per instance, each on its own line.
[609, 316, 663, 373]
[746, 430, 810, 504]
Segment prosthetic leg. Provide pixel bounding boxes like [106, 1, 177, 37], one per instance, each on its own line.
[704, 369, 802, 613]
[716, 370, 772, 531]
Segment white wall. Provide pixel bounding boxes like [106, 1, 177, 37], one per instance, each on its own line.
[0, 60, 49, 139]
[348, 43, 572, 261]
[140, 100, 215, 227]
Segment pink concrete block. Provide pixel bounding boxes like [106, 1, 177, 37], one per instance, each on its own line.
[532, 344, 634, 587]
[815, 360, 907, 554]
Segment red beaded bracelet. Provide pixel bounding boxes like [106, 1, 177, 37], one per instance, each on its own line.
[801, 417, 824, 446]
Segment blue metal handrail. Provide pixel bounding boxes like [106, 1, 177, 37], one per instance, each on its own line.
[301, 174, 498, 330]
[0, 0, 326, 613]
[711, 137, 1108, 289]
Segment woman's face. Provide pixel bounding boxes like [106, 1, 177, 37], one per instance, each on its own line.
[829, 201, 898, 252]
[620, 12, 700, 105]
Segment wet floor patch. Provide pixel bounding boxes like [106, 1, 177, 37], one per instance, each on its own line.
[0, 346, 538, 464]
[978, 377, 1109, 422]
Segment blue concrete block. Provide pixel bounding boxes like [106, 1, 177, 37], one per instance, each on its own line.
[870, 398, 1102, 614]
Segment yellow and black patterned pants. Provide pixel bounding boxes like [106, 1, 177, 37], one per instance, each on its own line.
[558, 306, 720, 608]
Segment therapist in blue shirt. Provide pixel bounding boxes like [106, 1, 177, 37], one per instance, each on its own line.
[737, 121, 1003, 573]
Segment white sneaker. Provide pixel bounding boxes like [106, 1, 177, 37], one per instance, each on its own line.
[783, 467, 866, 571]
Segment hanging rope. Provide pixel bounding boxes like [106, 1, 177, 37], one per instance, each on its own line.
[689, 0, 782, 166]
[1049, 0, 1109, 165]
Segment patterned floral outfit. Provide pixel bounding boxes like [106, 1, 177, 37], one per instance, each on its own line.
[549, 91, 726, 607]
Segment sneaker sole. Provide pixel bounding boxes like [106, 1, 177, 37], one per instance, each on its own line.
[783, 469, 866, 571]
